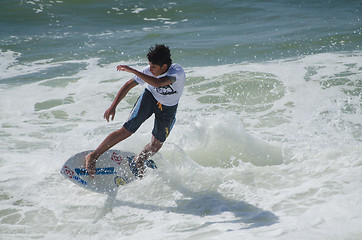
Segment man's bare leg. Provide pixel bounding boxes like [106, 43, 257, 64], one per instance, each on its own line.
[86, 127, 133, 177]
[134, 135, 163, 177]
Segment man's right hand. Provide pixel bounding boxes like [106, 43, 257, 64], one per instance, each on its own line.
[104, 107, 116, 122]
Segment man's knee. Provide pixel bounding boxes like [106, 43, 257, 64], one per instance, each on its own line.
[150, 137, 163, 152]
[116, 127, 133, 137]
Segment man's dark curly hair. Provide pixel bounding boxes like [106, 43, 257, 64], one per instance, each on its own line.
[147, 44, 172, 67]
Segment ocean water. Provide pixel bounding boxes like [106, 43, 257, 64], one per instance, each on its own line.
[1, 0, 361, 239]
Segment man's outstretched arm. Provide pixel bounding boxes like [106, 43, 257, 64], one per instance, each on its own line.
[117, 65, 172, 88]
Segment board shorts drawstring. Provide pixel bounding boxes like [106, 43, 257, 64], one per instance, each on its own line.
[157, 101, 163, 111]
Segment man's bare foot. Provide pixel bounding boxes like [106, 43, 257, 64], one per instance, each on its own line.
[85, 153, 97, 178]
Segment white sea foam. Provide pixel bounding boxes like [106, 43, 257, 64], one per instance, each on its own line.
[0, 52, 361, 240]
[0, 50, 21, 79]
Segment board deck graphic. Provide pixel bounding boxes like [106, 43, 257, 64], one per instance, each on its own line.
[60, 150, 156, 194]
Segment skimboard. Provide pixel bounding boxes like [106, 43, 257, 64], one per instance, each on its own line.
[60, 150, 157, 194]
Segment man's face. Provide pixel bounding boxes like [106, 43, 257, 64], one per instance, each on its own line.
[149, 62, 168, 76]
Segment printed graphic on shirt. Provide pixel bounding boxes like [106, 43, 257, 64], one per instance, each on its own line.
[156, 85, 177, 95]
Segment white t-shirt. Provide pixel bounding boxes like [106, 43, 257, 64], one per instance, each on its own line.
[133, 63, 186, 106]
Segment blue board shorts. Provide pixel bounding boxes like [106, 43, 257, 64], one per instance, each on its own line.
[123, 89, 177, 142]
